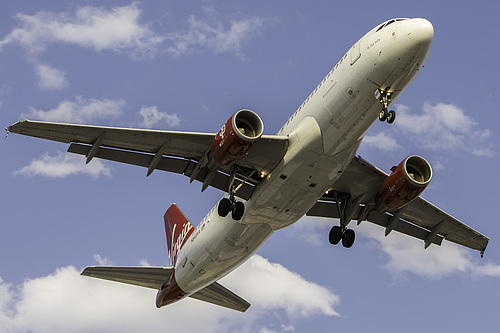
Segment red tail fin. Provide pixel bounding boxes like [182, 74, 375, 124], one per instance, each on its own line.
[164, 204, 195, 267]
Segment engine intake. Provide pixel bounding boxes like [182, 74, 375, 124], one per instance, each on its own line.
[376, 155, 432, 213]
[210, 109, 264, 166]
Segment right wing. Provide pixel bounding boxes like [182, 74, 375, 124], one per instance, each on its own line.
[307, 156, 489, 254]
[7, 120, 289, 200]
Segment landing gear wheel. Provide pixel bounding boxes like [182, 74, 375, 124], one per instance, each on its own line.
[329, 226, 356, 248]
[379, 109, 388, 122]
[329, 226, 342, 245]
[231, 201, 245, 221]
[218, 198, 232, 217]
[386, 110, 396, 124]
[377, 87, 394, 123]
[328, 192, 358, 249]
[342, 229, 356, 248]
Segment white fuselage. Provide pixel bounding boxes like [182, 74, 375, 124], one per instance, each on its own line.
[174, 18, 433, 294]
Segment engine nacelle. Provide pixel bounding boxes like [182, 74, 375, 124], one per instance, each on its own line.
[210, 109, 264, 166]
[376, 155, 432, 213]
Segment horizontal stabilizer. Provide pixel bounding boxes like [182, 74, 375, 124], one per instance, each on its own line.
[81, 266, 174, 290]
[189, 281, 250, 312]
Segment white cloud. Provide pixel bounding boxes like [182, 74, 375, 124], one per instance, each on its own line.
[93, 254, 114, 266]
[0, 4, 271, 60]
[222, 255, 340, 318]
[0, 3, 164, 92]
[35, 63, 68, 90]
[0, 3, 164, 60]
[137, 106, 181, 129]
[362, 131, 404, 152]
[290, 216, 333, 246]
[0, 4, 271, 90]
[22, 96, 125, 124]
[358, 222, 500, 280]
[357, 223, 472, 279]
[166, 6, 271, 58]
[14, 151, 112, 179]
[363, 103, 493, 158]
[293, 217, 500, 280]
[395, 102, 493, 156]
[473, 262, 500, 277]
[0, 254, 339, 333]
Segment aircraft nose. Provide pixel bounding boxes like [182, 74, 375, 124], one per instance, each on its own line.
[408, 18, 434, 46]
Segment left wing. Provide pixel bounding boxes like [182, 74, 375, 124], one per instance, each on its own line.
[307, 156, 489, 255]
[6, 120, 289, 200]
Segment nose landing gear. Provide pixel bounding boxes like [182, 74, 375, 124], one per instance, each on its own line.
[376, 88, 396, 124]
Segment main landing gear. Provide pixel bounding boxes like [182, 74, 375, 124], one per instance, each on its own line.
[217, 169, 245, 221]
[376, 88, 396, 124]
[329, 225, 355, 248]
[218, 197, 244, 221]
[328, 192, 358, 248]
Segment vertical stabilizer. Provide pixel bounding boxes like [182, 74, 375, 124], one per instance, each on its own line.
[164, 204, 195, 266]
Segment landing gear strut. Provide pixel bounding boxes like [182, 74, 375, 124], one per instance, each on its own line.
[376, 88, 396, 124]
[328, 192, 357, 248]
[217, 168, 245, 220]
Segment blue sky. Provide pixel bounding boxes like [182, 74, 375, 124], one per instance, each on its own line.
[1, 1, 499, 332]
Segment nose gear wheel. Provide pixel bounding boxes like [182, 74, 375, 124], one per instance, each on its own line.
[376, 88, 396, 124]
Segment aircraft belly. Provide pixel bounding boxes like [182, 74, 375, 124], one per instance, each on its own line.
[173, 18, 436, 299]
[244, 140, 359, 230]
[174, 211, 273, 294]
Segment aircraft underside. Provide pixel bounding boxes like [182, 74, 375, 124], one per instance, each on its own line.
[6, 18, 489, 312]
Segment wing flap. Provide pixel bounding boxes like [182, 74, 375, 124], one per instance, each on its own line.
[68, 143, 191, 174]
[68, 143, 256, 200]
[81, 266, 174, 290]
[307, 201, 443, 246]
[189, 281, 250, 312]
[400, 197, 489, 251]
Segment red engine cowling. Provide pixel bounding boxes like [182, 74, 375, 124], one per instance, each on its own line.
[210, 109, 264, 166]
[376, 155, 432, 213]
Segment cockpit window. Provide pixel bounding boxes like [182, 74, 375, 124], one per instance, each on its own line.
[385, 19, 396, 27]
[376, 18, 408, 32]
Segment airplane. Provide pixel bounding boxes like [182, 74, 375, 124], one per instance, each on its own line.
[6, 18, 489, 312]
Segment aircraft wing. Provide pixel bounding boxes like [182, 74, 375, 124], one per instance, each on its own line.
[6, 120, 289, 200]
[307, 155, 489, 254]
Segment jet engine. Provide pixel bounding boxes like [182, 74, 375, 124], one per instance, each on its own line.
[210, 109, 264, 166]
[190, 109, 263, 192]
[376, 155, 432, 213]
